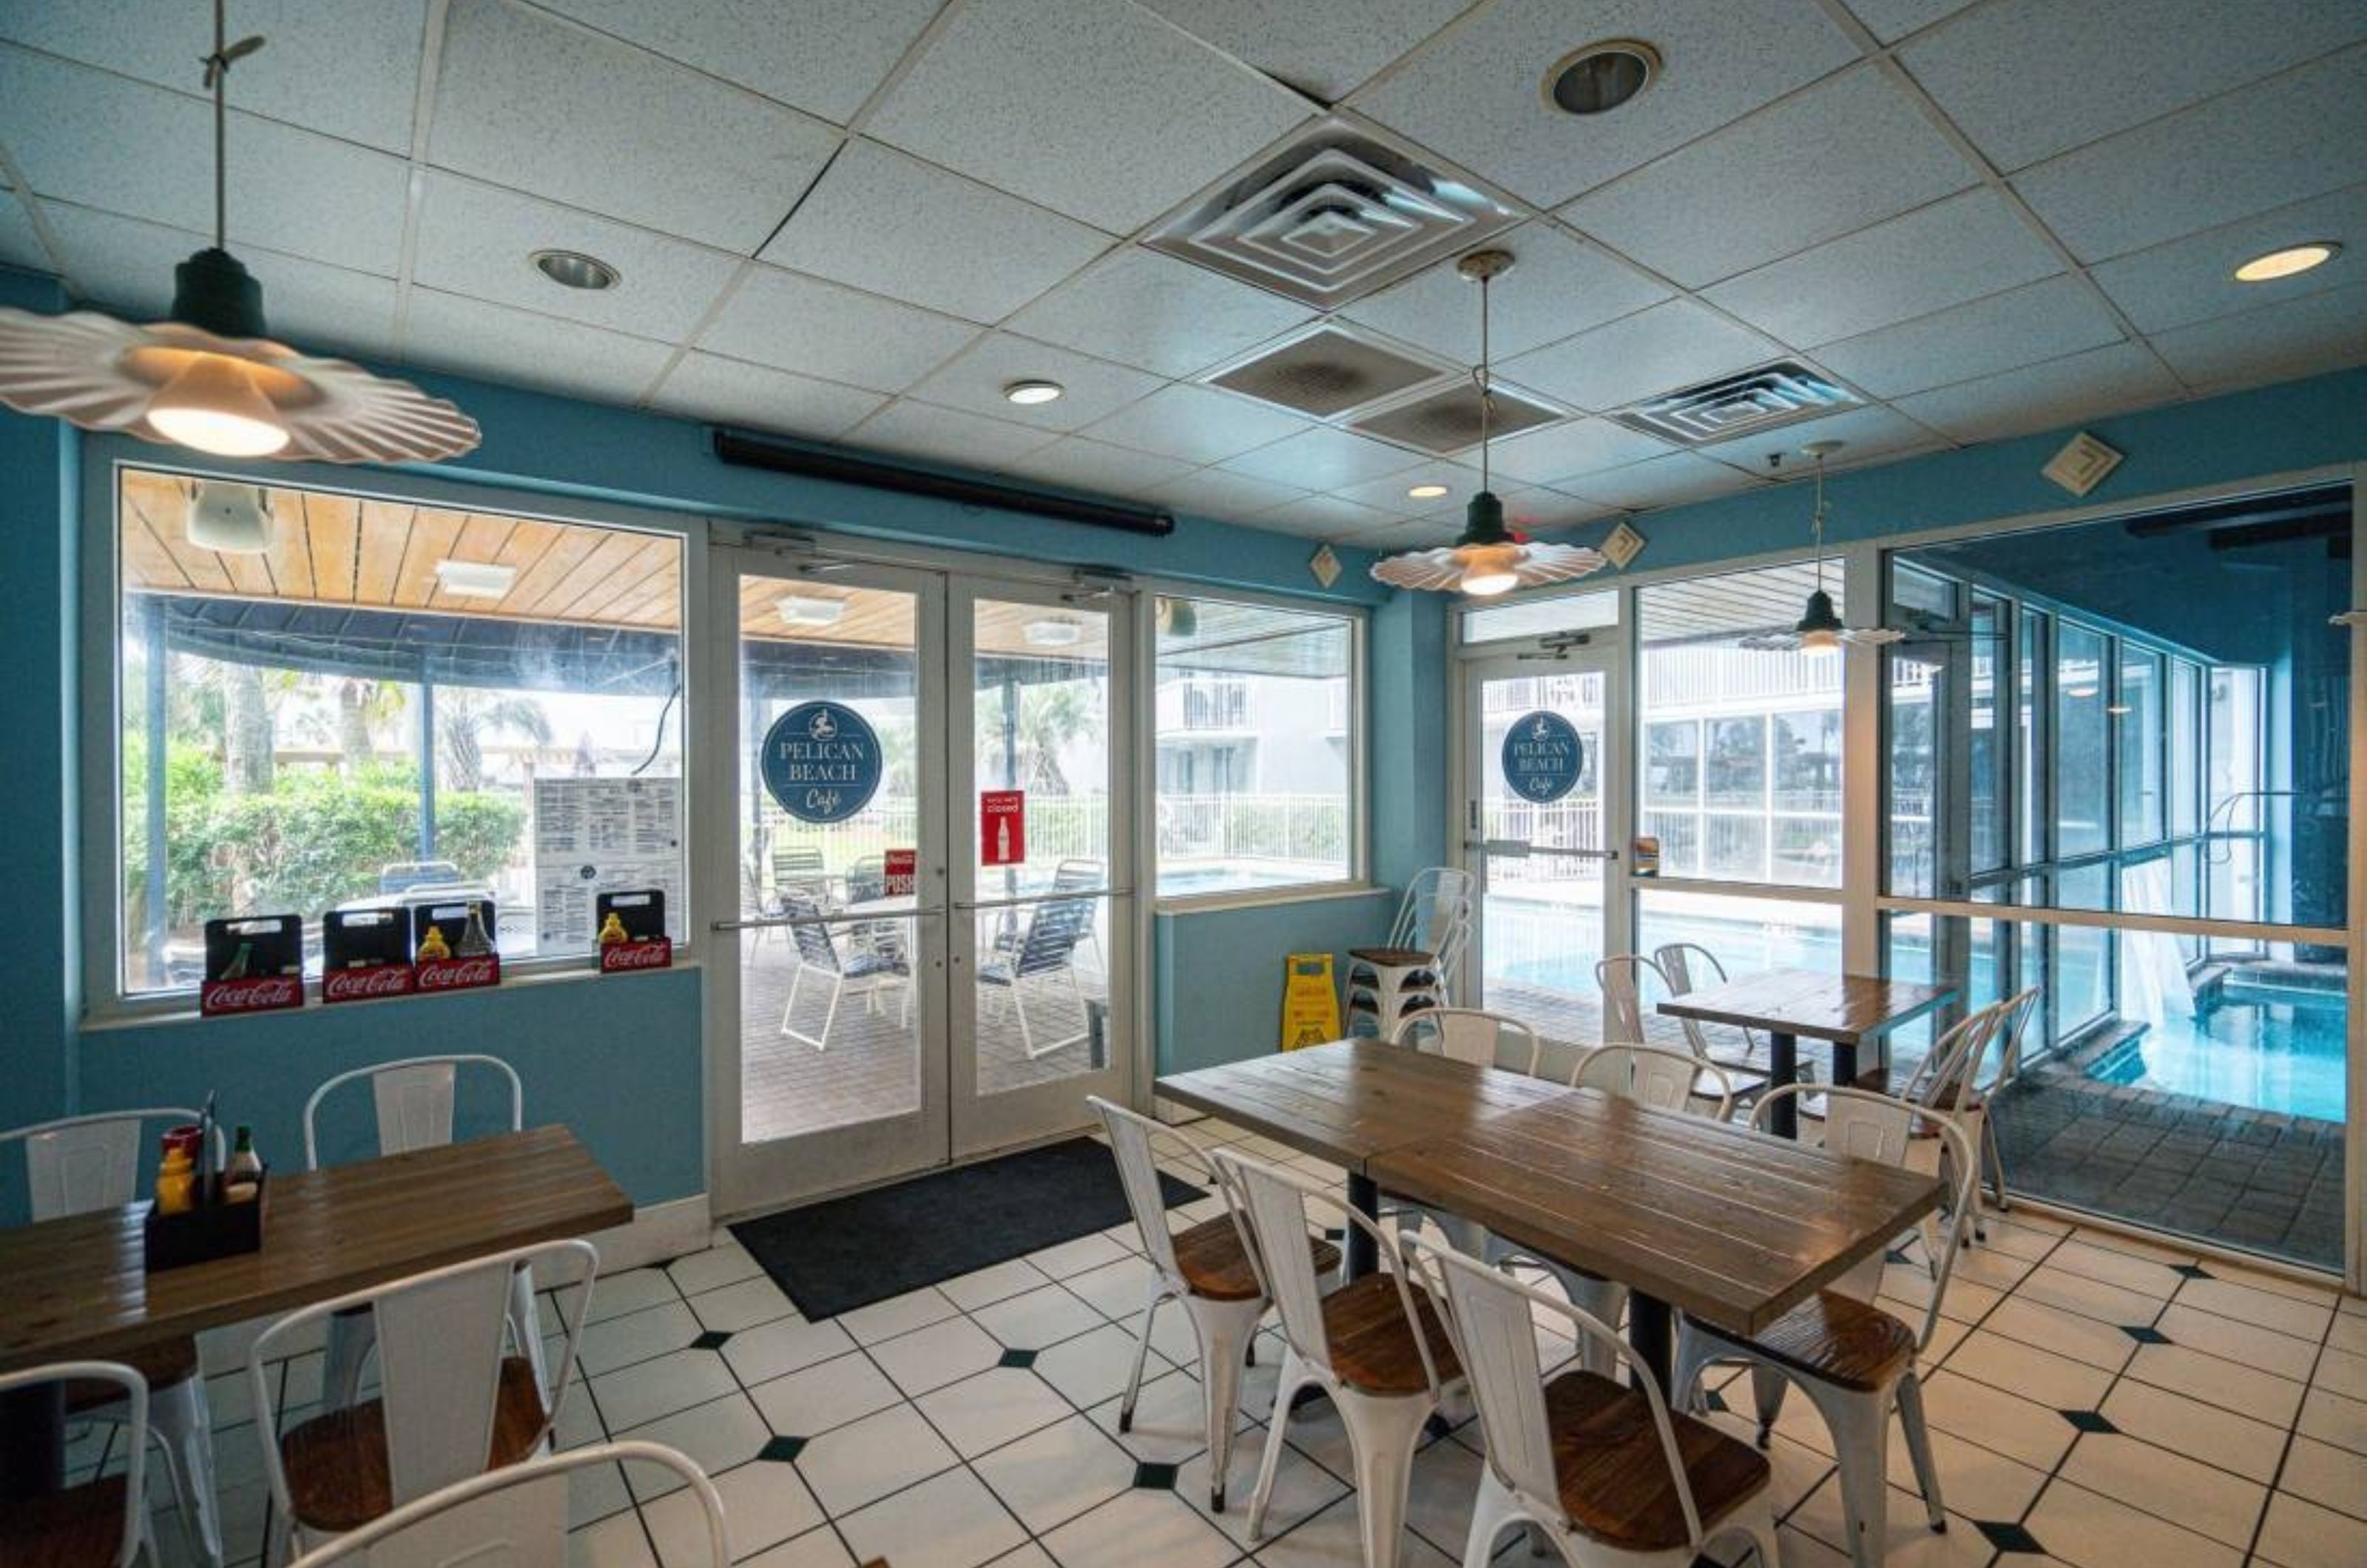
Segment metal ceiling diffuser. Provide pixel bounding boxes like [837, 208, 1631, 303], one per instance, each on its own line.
[0, 1, 479, 463]
[1370, 250, 1605, 597]
[1740, 442, 1905, 655]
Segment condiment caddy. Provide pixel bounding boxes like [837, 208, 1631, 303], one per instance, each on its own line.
[143, 1095, 269, 1271]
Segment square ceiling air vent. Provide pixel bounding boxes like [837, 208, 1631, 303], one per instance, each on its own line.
[1611, 362, 1860, 446]
[1205, 322, 1453, 419]
[1149, 118, 1520, 308]
[1349, 381, 1564, 456]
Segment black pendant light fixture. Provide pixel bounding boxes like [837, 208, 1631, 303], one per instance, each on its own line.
[0, 1, 479, 463]
[1371, 249, 1606, 597]
[1741, 441, 1904, 655]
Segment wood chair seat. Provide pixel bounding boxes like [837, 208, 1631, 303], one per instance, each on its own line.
[63, 1334, 199, 1412]
[1169, 1216, 1342, 1302]
[0, 1474, 128, 1568]
[278, 1355, 548, 1530]
[1544, 1369, 1772, 1552]
[1740, 1289, 1918, 1392]
[1319, 1271, 1460, 1396]
[1347, 946, 1435, 968]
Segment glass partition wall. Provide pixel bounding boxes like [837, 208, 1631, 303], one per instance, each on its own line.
[1880, 487, 2353, 1270]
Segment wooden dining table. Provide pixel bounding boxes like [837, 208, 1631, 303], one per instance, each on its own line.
[0, 1123, 631, 1496]
[1372, 1089, 1943, 1385]
[1657, 968, 1954, 1139]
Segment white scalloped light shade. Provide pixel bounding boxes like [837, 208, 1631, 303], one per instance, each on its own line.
[0, 308, 480, 464]
[1371, 539, 1607, 595]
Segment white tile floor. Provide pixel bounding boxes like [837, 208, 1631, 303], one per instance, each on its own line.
[140, 1116, 2367, 1568]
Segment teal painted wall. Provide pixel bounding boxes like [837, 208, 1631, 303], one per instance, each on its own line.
[1154, 890, 1396, 1075]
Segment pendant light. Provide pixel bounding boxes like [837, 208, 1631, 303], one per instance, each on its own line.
[1371, 250, 1605, 597]
[1740, 442, 1903, 655]
[0, 1, 479, 464]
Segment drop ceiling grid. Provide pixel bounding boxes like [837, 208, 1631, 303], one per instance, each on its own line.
[0, 0, 2362, 545]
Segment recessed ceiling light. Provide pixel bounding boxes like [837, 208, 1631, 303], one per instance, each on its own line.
[1003, 379, 1064, 406]
[1024, 616, 1084, 647]
[1543, 40, 1660, 116]
[532, 249, 621, 291]
[435, 559, 518, 599]
[776, 595, 846, 627]
[2233, 242, 2339, 283]
[1407, 483, 1451, 499]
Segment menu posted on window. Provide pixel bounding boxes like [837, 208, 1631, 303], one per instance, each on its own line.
[981, 790, 1026, 867]
[535, 777, 685, 950]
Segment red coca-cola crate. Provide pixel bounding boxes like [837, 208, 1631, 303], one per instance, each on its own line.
[600, 936, 673, 973]
[321, 908, 415, 1005]
[594, 889, 672, 973]
[200, 915, 305, 1017]
[415, 953, 501, 993]
[322, 964, 416, 1004]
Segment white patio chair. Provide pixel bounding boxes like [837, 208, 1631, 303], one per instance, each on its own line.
[778, 893, 910, 1050]
[303, 1057, 541, 1411]
[3, 1109, 223, 1567]
[282, 1442, 726, 1568]
[0, 1360, 155, 1568]
[1090, 1097, 1340, 1511]
[771, 842, 833, 906]
[1404, 1234, 1780, 1568]
[250, 1239, 598, 1567]
[1213, 1149, 1462, 1568]
[977, 891, 1097, 1058]
[1673, 1085, 1976, 1568]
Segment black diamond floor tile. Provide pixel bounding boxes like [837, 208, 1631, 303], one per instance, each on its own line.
[2121, 1324, 2171, 1344]
[758, 1436, 806, 1464]
[1132, 1461, 1178, 1490]
[998, 1348, 1038, 1369]
[2061, 1408, 2118, 1433]
[690, 1330, 733, 1351]
[1974, 1520, 2047, 1553]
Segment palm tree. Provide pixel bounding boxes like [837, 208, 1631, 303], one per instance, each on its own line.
[437, 688, 553, 791]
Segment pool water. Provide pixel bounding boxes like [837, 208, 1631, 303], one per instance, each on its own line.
[2091, 981, 2349, 1123]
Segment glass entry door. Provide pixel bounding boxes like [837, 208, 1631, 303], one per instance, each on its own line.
[1464, 648, 1624, 1049]
[706, 549, 1132, 1213]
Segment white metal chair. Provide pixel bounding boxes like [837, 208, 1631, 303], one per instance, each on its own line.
[1090, 1098, 1340, 1511]
[250, 1238, 598, 1567]
[977, 891, 1097, 1058]
[3, 1110, 223, 1567]
[777, 893, 910, 1050]
[1897, 999, 2010, 1243]
[303, 1058, 541, 1411]
[281, 1441, 726, 1568]
[1213, 1149, 1462, 1568]
[770, 842, 833, 906]
[1962, 986, 2040, 1214]
[1570, 1044, 1737, 1123]
[1357, 867, 1474, 995]
[1593, 954, 1669, 1047]
[1652, 943, 1774, 1079]
[0, 1361, 155, 1568]
[1405, 1235, 1780, 1568]
[1673, 1086, 1976, 1568]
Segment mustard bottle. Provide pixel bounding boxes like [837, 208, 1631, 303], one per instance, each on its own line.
[156, 1140, 197, 1216]
[416, 925, 452, 961]
[597, 911, 629, 946]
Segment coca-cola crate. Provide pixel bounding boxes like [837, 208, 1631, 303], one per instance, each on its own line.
[321, 908, 415, 1005]
[600, 936, 672, 973]
[323, 963, 416, 1004]
[415, 952, 501, 993]
[595, 890, 671, 973]
[144, 1169, 267, 1271]
[200, 916, 304, 1018]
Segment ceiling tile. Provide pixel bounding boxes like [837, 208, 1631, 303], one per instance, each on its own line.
[904, 334, 1164, 433]
[1492, 487, 1621, 531]
[1485, 419, 1672, 485]
[1343, 518, 1448, 550]
[1497, 300, 1783, 413]
[1554, 450, 1766, 511]
[647, 353, 885, 441]
[1837, 0, 1976, 44]
[1251, 493, 1399, 538]
[1695, 404, 1943, 475]
[1813, 276, 2127, 399]
[844, 401, 1058, 470]
[42, 203, 399, 361]
[1333, 459, 1483, 513]
[0, 189, 50, 274]
[2145, 279, 2367, 392]
[761, 141, 1112, 325]
[1892, 340, 2181, 444]
[1005, 248, 1314, 379]
[698, 266, 979, 393]
[0, 0, 430, 154]
[1900, 0, 2367, 172]
[429, 0, 840, 254]
[401, 288, 674, 405]
[1703, 189, 2061, 346]
[412, 172, 740, 341]
[1002, 436, 1195, 497]
[1133, 0, 1470, 102]
[1147, 466, 1311, 522]
[1078, 382, 1313, 464]
[1561, 66, 1977, 288]
[2090, 183, 2367, 333]
[1219, 425, 1425, 487]
[0, 47, 408, 277]
[530, 0, 944, 125]
[2013, 46, 2367, 264]
[1354, 0, 1857, 209]
[1340, 223, 1670, 363]
[865, 0, 1311, 234]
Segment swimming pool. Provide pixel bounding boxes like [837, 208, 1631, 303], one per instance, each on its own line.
[2090, 979, 2349, 1123]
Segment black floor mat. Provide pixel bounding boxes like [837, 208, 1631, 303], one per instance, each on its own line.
[729, 1138, 1203, 1321]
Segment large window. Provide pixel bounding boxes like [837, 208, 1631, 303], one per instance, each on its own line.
[113, 469, 683, 996]
[1153, 595, 1357, 898]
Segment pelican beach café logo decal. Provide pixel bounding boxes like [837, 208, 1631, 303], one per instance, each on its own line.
[1502, 710, 1584, 804]
[760, 701, 883, 825]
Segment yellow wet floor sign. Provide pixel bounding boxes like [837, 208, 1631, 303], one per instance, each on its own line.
[1281, 953, 1342, 1049]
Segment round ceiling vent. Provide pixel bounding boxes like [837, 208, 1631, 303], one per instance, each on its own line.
[1544, 40, 1661, 116]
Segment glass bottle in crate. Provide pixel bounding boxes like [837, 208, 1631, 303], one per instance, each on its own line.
[455, 904, 496, 958]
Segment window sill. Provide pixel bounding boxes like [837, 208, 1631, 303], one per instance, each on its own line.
[1154, 882, 1385, 917]
[80, 956, 700, 1035]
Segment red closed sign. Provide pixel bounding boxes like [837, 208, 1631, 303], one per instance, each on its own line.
[323, 964, 416, 1004]
[981, 791, 1025, 867]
